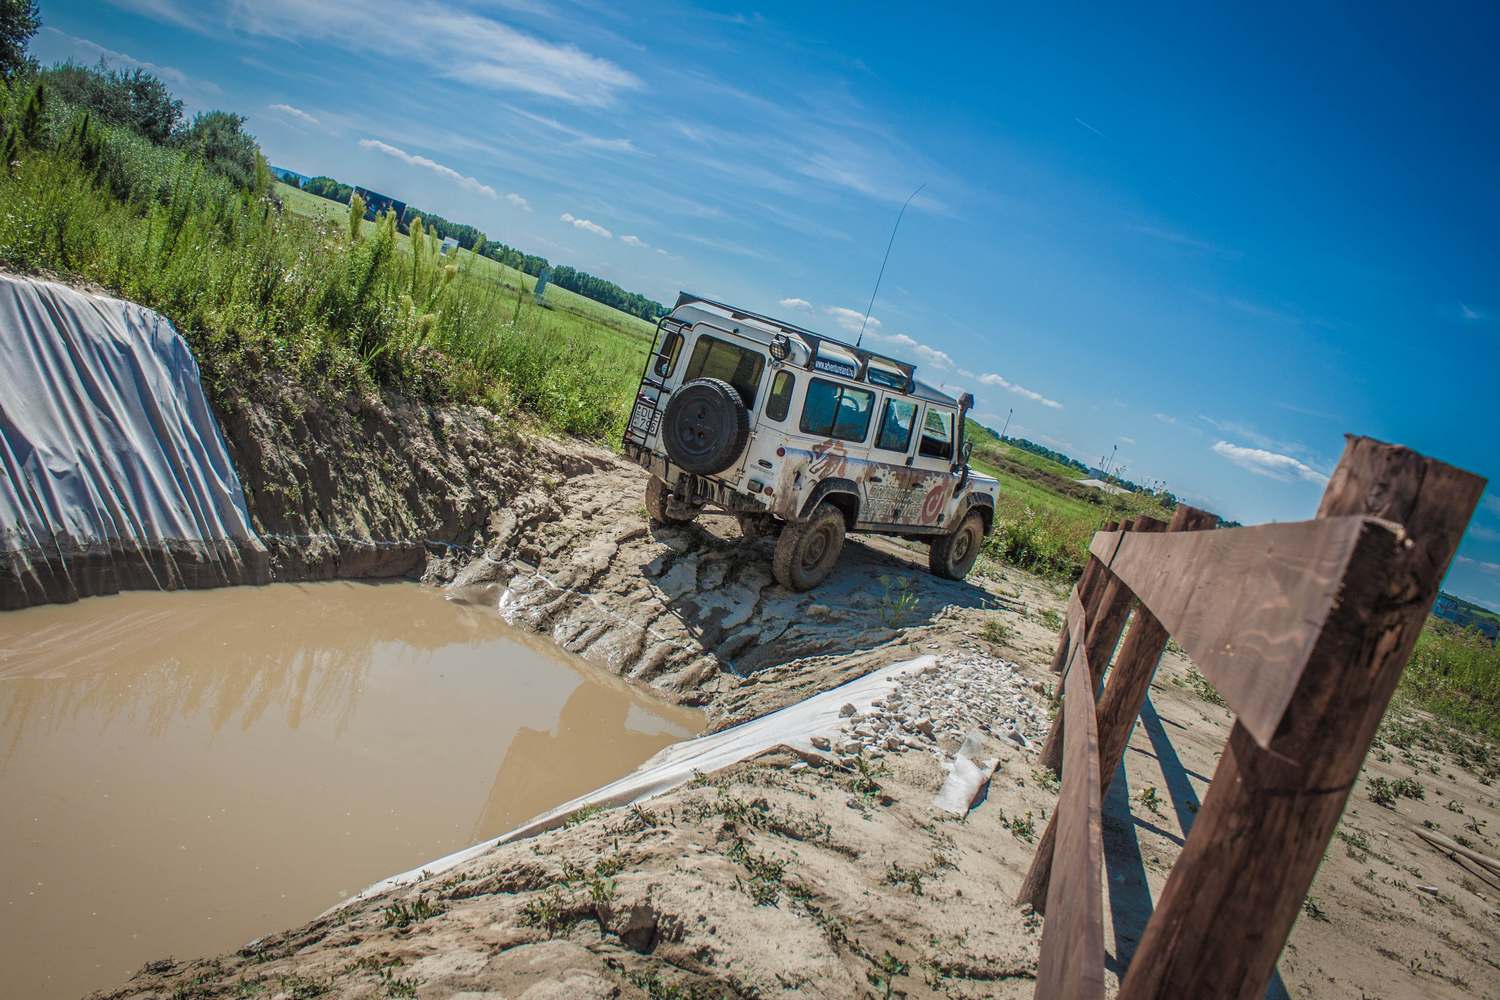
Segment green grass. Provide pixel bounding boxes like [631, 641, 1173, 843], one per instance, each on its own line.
[1399, 620, 1500, 741]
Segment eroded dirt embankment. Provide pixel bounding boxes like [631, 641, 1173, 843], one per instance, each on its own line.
[215, 370, 1034, 721]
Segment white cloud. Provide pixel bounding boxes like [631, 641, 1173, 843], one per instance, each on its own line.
[1120, 436, 1137, 445]
[1211, 441, 1329, 486]
[779, 297, 813, 312]
[560, 212, 612, 238]
[869, 331, 956, 371]
[1457, 556, 1500, 576]
[358, 139, 496, 197]
[268, 103, 319, 127]
[1484, 494, 1500, 518]
[977, 372, 1063, 409]
[214, 0, 642, 107]
[826, 306, 878, 334]
[38, 26, 221, 97]
[504, 192, 532, 211]
[1469, 524, 1500, 542]
[1154, 412, 1177, 424]
[1460, 302, 1484, 321]
[620, 234, 647, 248]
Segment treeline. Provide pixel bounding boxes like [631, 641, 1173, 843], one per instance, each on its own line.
[284, 171, 666, 321]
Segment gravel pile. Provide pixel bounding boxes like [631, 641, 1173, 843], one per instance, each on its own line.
[814, 652, 1050, 765]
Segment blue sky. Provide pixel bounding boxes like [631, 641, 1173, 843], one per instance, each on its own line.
[35, 1, 1500, 609]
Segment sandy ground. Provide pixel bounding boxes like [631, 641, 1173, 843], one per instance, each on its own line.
[90, 489, 1500, 998]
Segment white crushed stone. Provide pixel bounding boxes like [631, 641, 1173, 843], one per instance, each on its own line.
[829, 654, 1047, 766]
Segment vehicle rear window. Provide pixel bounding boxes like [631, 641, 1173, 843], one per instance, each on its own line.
[801, 378, 874, 442]
[765, 370, 795, 421]
[919, 407, 954, 460]
[685, 334, 765, 407]
[875, 398, 918, 452]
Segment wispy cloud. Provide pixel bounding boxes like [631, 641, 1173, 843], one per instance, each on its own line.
[359, 139, 496, 197]
[502, 105, 644, 155]
[1483, 494, 1500, 518]
[1120, 436, 1137, 445]
[620, 234, 648, 247]
[268, 103, 319, 127]
[1153, 412, 1177, 425]
[1274, 400, 1341, 422]
[978, 372, 1063, 409]
[560, 212, 612, 238]
[826, 306, 878, 334]
[1460, 302, 1484, 322]
[505, 192, 532, 211]
[1198, 415, 1318, 461]
[779, 297, 812, 312]
[1211, 441, 1329, 485]
[869, 331, 956, 371]
[154, 0, 641, 107]
[1457, 556, 1500, 576]
[1469, 524, 1500, 542]
[39, 26, 221, 97]
[1131, 224, 1227, 255]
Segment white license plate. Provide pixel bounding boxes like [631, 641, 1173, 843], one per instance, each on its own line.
[629, 402, 657, 435]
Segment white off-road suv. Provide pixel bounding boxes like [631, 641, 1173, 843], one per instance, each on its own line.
[623, 294, 999, 590]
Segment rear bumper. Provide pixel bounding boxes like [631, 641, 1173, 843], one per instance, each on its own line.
[623, 443, 770, 514]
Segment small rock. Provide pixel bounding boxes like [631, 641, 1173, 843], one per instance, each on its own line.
[1417, 885, 1441, 895]
[811, 736, 832, 751]
[1005, 727, 1032, 749]
[839, 702, 857, 717]
[915, 718, 936, 738]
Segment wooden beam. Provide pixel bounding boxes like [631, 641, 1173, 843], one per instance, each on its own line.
[1049, 520, 1120, 673]
[1041, 516, 1163, 772]
[1085, 513, 1401, 749]
[1032, 623, 1105, 1000]
[1117, 437, 1485, 1000]
[1018, 507, 1213, 911]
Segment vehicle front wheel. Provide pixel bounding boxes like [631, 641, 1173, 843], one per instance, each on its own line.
[928, 510, 984, 580]
[772, 503, 846, 591]
[644, 476, 697, 526]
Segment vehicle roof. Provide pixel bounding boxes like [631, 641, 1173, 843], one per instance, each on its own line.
[670, 293, 960, 409]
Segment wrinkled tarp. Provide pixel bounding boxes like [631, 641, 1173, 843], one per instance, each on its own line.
[340, 655, 938, 907]
[0, 273, 268, 608]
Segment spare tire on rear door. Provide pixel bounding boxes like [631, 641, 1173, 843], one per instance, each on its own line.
[661, 377, 751, 475]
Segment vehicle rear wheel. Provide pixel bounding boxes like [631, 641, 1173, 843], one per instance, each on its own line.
[736, 513, 776, 540]
[928, 509, 984, 580]
[772, 503, 846, 591]
[644, 476, 697, 526]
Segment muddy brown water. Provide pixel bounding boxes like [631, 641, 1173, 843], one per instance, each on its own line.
[0, 581, 702, 998]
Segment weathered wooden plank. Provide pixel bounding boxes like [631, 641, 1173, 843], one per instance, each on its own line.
[1086, 514, 1399, 749]
[1033, 627, 1105, 1000]
[1118, 437, 1485, 1000]
[1049, 520, 1120, 673]
[1018, 507, 1214, 912]
[1041, 518, 1159, 772]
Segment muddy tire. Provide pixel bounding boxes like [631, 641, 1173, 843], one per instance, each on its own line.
[928, 509, 984, 580]
[736, 514, 776, 540]
[773, 503, 846, 591]
[661, 377, 750, 475]
[645, 476, 697, 526]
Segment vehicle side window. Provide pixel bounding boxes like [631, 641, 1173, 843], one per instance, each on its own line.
[685, 334, 766, 408]
[801, 378, 874, 443]
[653, 330, 683, 379]
[875, 398, 917, 452]
[919, 408, 954, 460]
[766, 370, 795, 421]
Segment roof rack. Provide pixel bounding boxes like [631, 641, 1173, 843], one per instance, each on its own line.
[674, 292, 918, 388]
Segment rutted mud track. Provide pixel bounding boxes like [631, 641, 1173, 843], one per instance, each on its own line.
[222, 372, 1011, 719]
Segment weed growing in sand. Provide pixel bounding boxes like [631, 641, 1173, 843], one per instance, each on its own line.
[1301, 895, 1329, 921]
[1032, 767, 1061, 793]
[879, 575, 919, 628]
[866, 951, 910, 1000]
[1367, 775, 1425, 808]
[275, 974, 331, 999]
[1446, 798, 1466, 813]
[380, 895, 444, 929]
[980, 618, 1013, 645]
[726, 836, 788, 906]
[1039, 608, 1063, 631]
[1177, 666, 1226, 706]
[1136, 785, 1165, 817]
[622, 968, 721, 1000]
[1004, 811, 1037, 843]
[377, 969, 421, 998]
[518, 887, 574, 937]
[884, 862, 929, 896]
[562, 804, 606, 828]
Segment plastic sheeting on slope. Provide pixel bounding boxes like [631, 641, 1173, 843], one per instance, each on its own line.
[338, 655, 938, 908]
[0, 273, 268, 609]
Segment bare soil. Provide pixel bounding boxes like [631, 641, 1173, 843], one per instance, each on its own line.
[87, 377, 1500, 999]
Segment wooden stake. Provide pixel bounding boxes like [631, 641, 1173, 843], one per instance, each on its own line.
[1049, 520, 1119, 673]
[1117, 437, 1484, 1000]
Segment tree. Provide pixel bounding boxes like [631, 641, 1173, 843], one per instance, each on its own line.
[0, 0, 39, 81]
[41, 62, 184, 142]
[184, 110, 261, 190]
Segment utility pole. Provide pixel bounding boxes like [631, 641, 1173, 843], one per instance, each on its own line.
[1000, 407, 1013, 441]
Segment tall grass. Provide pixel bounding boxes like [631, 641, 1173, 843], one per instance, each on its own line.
[1400, 621, 1500, 740]
[0, 90, 645, 440]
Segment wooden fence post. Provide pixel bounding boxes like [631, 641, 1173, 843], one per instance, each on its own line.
[1018, 507, 1212, 910]
[1040, 516, 1164, 774]
[1048, 520, 1120, 673]
[1116, 437, 1484, 1000]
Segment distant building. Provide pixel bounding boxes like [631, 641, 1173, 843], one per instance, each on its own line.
[270, 166, 308, 187]
[439, 236, 460, 256]
[1433, 592, 1500, 643]
[1077, 478, 1130, 496]
[353, 185, 406, 223]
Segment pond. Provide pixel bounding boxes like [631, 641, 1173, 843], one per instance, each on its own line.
[0, 581, 702, 998]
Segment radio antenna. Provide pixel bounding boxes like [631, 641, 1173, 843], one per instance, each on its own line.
[856, 182, 925, 348]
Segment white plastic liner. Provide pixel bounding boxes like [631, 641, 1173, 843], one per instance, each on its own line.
[0, 273, 267, 606]
[341, 655, 937, 907]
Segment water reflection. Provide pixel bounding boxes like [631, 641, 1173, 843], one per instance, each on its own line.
[0, 581, 700, 999]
